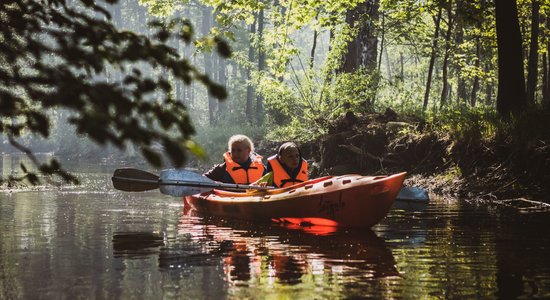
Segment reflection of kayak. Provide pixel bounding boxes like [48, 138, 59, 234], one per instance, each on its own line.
[172, 209, 400, 280]
[184, 172, 406, 228]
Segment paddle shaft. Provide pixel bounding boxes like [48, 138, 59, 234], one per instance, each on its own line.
[113, 168, 428, 200]
[113, 174, 273, 191]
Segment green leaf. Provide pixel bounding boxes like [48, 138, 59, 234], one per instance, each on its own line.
[185, 140, 206, 159]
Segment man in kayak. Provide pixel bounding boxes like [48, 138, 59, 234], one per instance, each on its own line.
[203, 134, 265, 184]
[255, 142, 308, 188]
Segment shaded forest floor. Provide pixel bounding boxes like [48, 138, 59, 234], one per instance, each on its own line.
[290, 109, 550, 204]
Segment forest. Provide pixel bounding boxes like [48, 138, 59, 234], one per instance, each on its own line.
[1, 0, 549, 201]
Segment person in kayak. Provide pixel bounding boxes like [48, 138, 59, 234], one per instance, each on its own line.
[203, 134, 265, 184]
[254, 142, 308, 188]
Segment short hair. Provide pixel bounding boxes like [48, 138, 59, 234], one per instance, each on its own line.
[278, 142, 299, 156]
[228, 134, 254, 152]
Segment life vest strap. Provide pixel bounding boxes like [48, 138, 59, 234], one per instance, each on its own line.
[280, 178, 304, 186]
[232, 166, 259, 171]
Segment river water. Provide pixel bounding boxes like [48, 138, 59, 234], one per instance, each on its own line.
[1, 172, 549, 299]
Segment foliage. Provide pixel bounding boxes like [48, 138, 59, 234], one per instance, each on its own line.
[424, 104, 499, 142]
[495, 108, 550, 144]
[0, 0, 229, 185]
[257, 68, 381, 142]
[141, 1, 363, 107]
[375, 79, 426, 116]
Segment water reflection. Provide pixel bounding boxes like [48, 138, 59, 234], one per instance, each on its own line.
[2, 176, 550, 299]
[172, 208, 399, 291]
[112, 232, 165, 258]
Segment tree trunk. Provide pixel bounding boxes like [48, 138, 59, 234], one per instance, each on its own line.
[190, 56, 197, 105]
[245, 16, 257, 121]
[384, 47, 392, 84]
[400, 52, 404, 81]
[545, 17, 550, 109]
[256, 8, 265, 125]
[378, 13, 385, 72]
[309, 11, 319, 70]
[495, 0, 526, 116]
[423, 5, 443, 111]
[440, 1, 454, 108]
[173, 10, 183, 103]
[526, 0, 540, 106]
[454, 2, 467, 103]
[470, 20, 482, 107]
[484, 62, 493, 105]
[202, 5, 216, 125]
[543, 53, 547, 106]
[341, 0, 379, 72]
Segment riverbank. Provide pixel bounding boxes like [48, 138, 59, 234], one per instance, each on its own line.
[294, 109, 550, 204]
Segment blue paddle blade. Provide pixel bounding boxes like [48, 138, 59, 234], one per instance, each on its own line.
[393, 186, 429, 211]
[396, 186, 429, 202]
[159, 169, 216, 197]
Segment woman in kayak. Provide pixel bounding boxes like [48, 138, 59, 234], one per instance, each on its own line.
[255, 142, 308, 188]
[203, 134, 265, 184]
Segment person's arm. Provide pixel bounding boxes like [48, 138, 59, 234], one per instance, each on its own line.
[203, 163, 226, 182]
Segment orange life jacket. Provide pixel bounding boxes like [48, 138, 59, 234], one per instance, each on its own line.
[224, 152, 264, 184]
[268, 155, 308, 188]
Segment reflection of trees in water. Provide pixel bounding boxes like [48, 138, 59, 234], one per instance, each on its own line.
[272, 255, 307, 284]
[112, 232, 165, 258]
[0, 202, 23, 300]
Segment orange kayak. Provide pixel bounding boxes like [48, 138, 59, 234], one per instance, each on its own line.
[184, 172, 406, 228]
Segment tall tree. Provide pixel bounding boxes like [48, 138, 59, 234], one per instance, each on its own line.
[256, 8, 265, 125]
[245, 15, 257, 122]
[201, 5, 217, 125]
[310, 11, 320, 69]
[454, 0, 468, 103]
[423, 4, 443, 111]
[341, 0, 380, 72]
[544, 17, 550, 108]
[495, 0, 526, 116]
[526, 0, 540, 106]
[440, 0, 454, 108]
[470, 19, 482, 107]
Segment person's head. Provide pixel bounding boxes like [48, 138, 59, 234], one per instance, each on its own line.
[228, 134, 254, 164]
[278, 142, 301, 170]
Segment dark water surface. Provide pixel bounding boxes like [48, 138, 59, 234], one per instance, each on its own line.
[1, 173, 550, 299]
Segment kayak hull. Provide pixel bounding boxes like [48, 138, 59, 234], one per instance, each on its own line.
[184, 172, 406, 228]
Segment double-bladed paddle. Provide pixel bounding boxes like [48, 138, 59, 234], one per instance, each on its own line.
[112, 168, 273, 197]
[112, 168, 430, 207]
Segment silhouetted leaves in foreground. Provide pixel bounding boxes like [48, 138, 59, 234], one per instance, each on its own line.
[0, 0, 230, 186]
